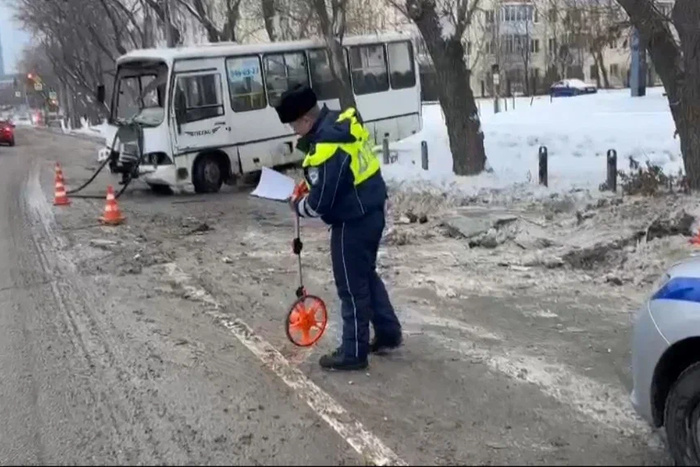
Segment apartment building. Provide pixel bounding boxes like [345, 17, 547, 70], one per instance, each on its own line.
[458, 0, 672, 97]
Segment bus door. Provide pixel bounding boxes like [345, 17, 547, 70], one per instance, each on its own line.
[170, 60, 232, 154]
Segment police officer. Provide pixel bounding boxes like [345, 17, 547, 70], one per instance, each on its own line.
[275, 84, 402, 371]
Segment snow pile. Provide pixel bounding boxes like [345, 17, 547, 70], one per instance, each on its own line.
[70, 117, 108, 138]
[383, 87, 682, 198]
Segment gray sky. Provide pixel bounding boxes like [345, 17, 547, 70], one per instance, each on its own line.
[0, 2, 31, 74]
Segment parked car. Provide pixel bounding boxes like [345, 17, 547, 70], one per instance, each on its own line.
[13, 113, 32, 126]
[0, 120, 15, 146]
[550, 79, 598, 97]
[631, 254, 700, 465]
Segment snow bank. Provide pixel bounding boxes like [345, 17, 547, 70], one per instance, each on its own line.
[383, 87, 682, 198]
[67, 117, 107, 138]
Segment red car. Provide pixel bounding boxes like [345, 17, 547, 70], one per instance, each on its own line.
[0, 120, 15, 146]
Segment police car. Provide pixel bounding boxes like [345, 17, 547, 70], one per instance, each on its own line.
[631, 254, 700, 465]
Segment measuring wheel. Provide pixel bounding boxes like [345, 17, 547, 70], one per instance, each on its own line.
[285, 294, 328, 347]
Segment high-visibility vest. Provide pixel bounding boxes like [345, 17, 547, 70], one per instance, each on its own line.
[302, 107, 380, 187]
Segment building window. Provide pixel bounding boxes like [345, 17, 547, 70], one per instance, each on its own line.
[504, 4, 535, 22]
[590, 65, 598, 80]
[610, 63, 619, 77]
[225, 55, 266, 112]
[484, 10, 495, 23]
[263, 51, 310, 107]
[548, 7, 557, 22]
[348, 44, 389, 95]
[174, 73, 224, 123]
[530, 38, 540, 53]
[467, 41, 473, 55]
[505, 35, 514, 53]
[307, 49, 339, 100]
[548, 38, 557, 54]
[388, 41, 416, 89]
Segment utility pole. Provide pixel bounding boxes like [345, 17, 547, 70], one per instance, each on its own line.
[164, 0, 175, 48]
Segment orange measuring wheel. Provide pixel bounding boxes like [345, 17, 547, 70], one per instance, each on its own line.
[285, 294, 328, 347]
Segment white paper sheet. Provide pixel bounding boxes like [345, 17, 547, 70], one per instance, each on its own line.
[250, 167, 296, 201]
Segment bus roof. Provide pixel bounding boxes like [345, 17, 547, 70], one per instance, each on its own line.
[117, 31, 417, 66]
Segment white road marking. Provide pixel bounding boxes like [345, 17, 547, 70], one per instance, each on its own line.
[164, 263, 407, 466]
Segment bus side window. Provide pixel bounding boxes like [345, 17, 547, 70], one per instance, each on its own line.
[176, 73, 225, 123]
[264, 52, 310, 107]
[308, 49, 340, 101]
[387, 41, 416, 90]
[226, 56, 267, 112]
[348, 44, 389, 95]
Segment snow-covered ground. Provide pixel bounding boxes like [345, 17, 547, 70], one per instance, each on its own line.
[61, 117, 108, 138]
[61, 86, 682, 199]
[384, 86, 682, 196]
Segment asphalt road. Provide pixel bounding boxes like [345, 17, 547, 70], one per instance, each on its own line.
[0, 127, 673, 465]
[0, 128, 359, 465]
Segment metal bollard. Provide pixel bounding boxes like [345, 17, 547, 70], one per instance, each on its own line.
[606, 149, 617, 192]
[512, 96, 516, 109]
[421, 140, 429, 170]
[505, 98, 508, 111]
[539, 146, 548, 187]
[382, 133, 390, 164]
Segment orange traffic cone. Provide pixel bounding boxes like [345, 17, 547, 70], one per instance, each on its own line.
[690, 232, 700, 245]
[53, 164, 70, 206]
[99, 185, 125, 225]
[54, 162, 64, 181]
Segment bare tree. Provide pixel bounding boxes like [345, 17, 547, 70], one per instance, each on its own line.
[175, 0, 243, 42]
[309, 0, 356, 109]
[259, 0, 316, 41]
[582, 0, 627, 88]
[558, 0, 627, 89]
[615, 0, 700, 189]
[395, 0, 486, 175]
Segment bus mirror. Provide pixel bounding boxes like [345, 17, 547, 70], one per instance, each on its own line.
[96, 85, 106, 104]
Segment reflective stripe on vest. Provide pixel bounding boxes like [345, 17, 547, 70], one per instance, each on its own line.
[302, 107, 380, 187]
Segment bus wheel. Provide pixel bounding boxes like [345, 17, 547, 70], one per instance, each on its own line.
[193, 153, 223, 194]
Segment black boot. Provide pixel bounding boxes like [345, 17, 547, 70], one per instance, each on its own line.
[370, 333, 403, 354]
[319, 348, 368, 371]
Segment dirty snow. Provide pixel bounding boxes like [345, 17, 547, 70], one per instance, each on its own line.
[384, 87, 682, 198]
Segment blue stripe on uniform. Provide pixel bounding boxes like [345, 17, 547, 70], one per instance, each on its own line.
[652, 276, 700, 303]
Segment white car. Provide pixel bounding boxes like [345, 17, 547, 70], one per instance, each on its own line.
[631, 254, 700, 465]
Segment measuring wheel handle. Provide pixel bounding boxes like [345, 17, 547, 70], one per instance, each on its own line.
[285, 294, 328, 347]
[292, 237, 303, 255]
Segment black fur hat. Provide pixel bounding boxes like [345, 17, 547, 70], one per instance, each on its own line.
[275, 84, 318, 124]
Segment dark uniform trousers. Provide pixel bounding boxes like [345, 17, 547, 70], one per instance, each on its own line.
[330, 207, 401, 361]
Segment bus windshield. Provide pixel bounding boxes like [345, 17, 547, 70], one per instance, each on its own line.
[113, 62, 168, 126]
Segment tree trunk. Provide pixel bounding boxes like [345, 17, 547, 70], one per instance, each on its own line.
[617, 0, 700, 189]
[596, 50, 610, 88]
[262, 0, 279, 41]
[591, 53, 601, 88]
[406, 0, 486, 176]
[310, 0, 356, 110]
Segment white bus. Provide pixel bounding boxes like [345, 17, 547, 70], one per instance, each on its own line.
[97, 32, 422, 194]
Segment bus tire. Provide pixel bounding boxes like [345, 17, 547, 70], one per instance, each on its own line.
[193, 153, 224, 194]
